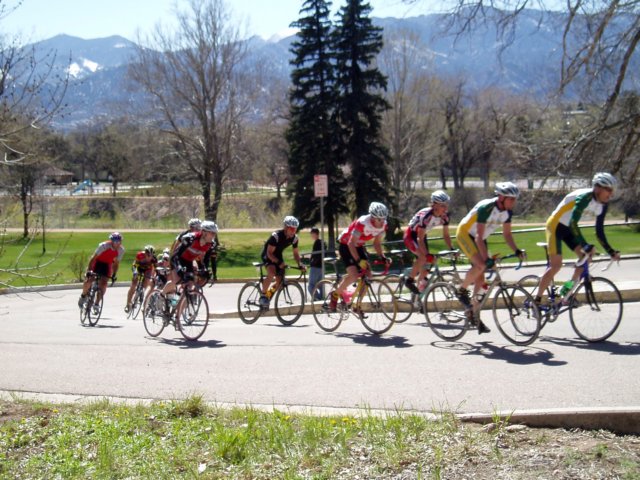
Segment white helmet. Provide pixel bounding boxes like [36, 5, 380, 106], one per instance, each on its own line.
[431, 190, 450, 204]
[494, 182, 520, 198]
[592, 172, 617, 189]
[283, 216, 299, 228]
[201, 220, 218, 233]
[188, 218, 202, 229]
[368, 202, 388, 219]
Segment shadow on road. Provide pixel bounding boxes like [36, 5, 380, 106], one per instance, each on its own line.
[430, 340, 567, 366]
[541, 336, 640, 355]
[156, 338, 226, 349]
[332, 332, 412, 348]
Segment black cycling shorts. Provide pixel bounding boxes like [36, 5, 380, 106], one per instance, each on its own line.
[338, 243, 368, 268]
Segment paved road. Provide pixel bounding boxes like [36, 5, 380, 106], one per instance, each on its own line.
[1, 259, 639, 418]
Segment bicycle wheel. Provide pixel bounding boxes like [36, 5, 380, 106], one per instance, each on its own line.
[237, 282, 263, 324]
[143, 290, 167, 337]
[79, 296, 89, 325]
[274, 282, 305, 326]
[87, 285, 102, 326]
[359, 279, 396, 335]
[177, 290, 209, 341]
[492, 285, 541, 346]
[387, 274, 415, 323]
[569, 276, 623, 342]
[131, 284, 145, 319]
[423, 281, 468, 341]
[311, 279, 343, 332]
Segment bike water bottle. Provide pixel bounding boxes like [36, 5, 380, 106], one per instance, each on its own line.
[560, 279, 574, 296]
[168, 293, 179, 307]
[342, 284, 356, 303]
[266, 285, 277, 299]
[418, 278, 428, 292]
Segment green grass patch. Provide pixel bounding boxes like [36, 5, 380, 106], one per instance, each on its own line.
[1, 225, 638, 287]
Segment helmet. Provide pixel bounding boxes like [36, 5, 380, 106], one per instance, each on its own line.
[109, 232, 122, 242]
[368, 202, 388, 219]
[188, 218, 202, 229]
[144, 245, 155, 255]
[163, 247, 170, 255]
[431, 190, 450, 204]
[494, 182, 520, 198]
[283, 216, 299, 228]
[592, 172, 617, 189]
[201, 220, 218, 233]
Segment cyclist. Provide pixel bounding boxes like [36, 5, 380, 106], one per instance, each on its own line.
[78, 232, 125, 310]
[162, 220, 218, 301]
[260, 216, 305, 308]
[403, 190, 455, 294]
[455, 182, 525, 334]
[170, 217, 202, 254]
[124, 245, 157, 313]
[155, 247, 171, 289]
[535, 172, 621, 305]
[329, 202, 390, 311]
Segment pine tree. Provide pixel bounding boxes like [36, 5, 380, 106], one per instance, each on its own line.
[332, 0, 392, 217]
[286, 0, 348, 248]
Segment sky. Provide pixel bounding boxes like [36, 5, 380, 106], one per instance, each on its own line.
[3, 0, 432, 42]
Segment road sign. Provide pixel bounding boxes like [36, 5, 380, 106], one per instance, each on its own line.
[314, 174, 328, 198]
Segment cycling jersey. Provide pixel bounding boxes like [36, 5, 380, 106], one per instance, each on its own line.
[457, 198, 512, 240]
[261, 229, 299, 262]
[408, 207, 450, 232]
[546, 188, 614, 255]
[339, 215, 387, 247]
[173, 231, 217, 265]
[133, 252, 157, 271]
[92, 241, 125, 266]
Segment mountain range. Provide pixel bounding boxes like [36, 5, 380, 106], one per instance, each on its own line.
[25, 8, 634, 130]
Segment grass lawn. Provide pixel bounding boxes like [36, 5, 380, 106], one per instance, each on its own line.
[1, 224, 638, 287]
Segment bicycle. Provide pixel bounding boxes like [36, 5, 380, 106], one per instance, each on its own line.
[142, 272, 210, 341]
[237, 263, 306, 326]
[126, 274, 147, 320]
[423, 253, 541, 345]
[79, 272, 103, 327]
[310, 258, 397, 335]
[386, 249, 463, 323]
[517, 243, 623, 342]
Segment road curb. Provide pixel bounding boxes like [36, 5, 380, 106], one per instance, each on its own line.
[2, 390, 639, 434]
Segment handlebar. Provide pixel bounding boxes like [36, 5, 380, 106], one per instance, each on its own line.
[371, 258, 391, 275]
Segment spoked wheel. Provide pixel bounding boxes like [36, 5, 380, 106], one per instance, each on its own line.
[237, 282, 263, 324]
[311, 279, 343, 332]
[423, 282, 468, 341]
[79, 297, 89, 325]
[177, 290, 209, 341]
[131, 285, 145, 319]
[492, 285, 541, 346]
[387, 274, 415, 323]
[274, 282, 305, 326]
[143, 290, 167, 337]
[358, 279, 396, 335]
[86, 285, 102, 326]
[569, 277, 623, 342]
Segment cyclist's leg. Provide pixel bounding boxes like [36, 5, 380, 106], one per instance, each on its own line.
[335, 243, 363, 297]
[403, 228, 422, 293]
[126, 271, 138, 309]
[537, 222, 567, 301]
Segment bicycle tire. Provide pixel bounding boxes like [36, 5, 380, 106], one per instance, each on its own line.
[311, 279, 343, 332]
[423, 281, 468, 341]
[79, 297, 89, 325]
[177, 290, 209, 341]
[359, 279, 396, 335]
[87, 283, 102, 326]
[143, 290, 167, 337]
[491, 284, 541, 346]
[274, 282, 305, 326]
[131, 284, 145, 319]
[387, 274, 415, 323]
[237, 282, 263, 324]
[569, 276, 623, 342]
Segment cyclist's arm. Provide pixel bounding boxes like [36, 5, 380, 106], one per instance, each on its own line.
[594, 205, 617, 257]
[501, 222, 520, 254]
[292, 246, 303, 267]
[442, 224, 454, 251]
[112, 259, 120, 278]
[569, 192, 591, 247]
[372, 234, 385, 259]
[266, 244, 282, 265]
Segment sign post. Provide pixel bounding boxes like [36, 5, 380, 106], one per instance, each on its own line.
[313, 174, 328, 278]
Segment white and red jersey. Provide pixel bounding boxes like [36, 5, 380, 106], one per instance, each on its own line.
[92, 241, 125, 265]
[176, 231, 216, 263]
[339, 214, 387, 247]
[407, 207, 449, 233]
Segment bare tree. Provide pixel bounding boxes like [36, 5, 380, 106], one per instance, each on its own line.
[128, 0, 252, 221]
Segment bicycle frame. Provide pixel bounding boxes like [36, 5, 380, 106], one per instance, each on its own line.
[470, 253, 524, 314]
